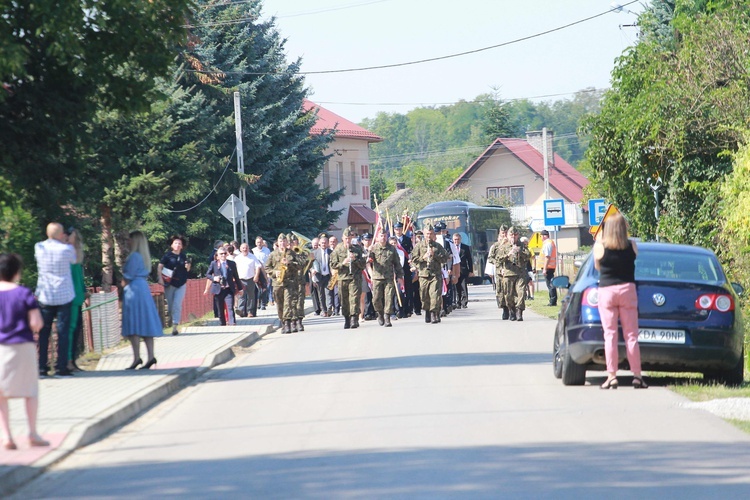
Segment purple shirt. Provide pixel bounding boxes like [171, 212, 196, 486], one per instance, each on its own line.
[0, 286, 39, 344]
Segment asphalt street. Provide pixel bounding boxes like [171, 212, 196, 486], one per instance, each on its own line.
[11, 285, 750, 499]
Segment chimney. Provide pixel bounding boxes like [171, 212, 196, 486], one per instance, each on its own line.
[396, 182, 406, 190]
[526, 130, 555, 167]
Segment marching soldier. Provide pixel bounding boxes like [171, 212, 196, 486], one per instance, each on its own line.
[290, 234, 313, 331]
[497, 227, 530, 321]
[488, 225, 510, 318]
[369, 231, 404, 327]
[410, 223, 451, 324]
[265, 233, 301, 333]
[329, 227, 367, 329]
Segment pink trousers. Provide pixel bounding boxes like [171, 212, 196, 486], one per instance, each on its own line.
[598, 282, 641, 374]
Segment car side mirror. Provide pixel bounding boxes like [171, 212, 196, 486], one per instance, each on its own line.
[551, 276, 570, 289]
[731, 282, 744, 296]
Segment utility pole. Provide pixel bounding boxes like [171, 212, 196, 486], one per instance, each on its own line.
[233, 92, 248, 244]
[543, 127, 549, 200]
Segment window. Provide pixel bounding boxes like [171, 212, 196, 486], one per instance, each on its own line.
[487, 186, 524, 206]
[322, 162, 330, 189]
[361, 164, 370, 179]
[336, 161, 344, 191]
[350, 161, 358, 195]
[363, 185, 370, 201]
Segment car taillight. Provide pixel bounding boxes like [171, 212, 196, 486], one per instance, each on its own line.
[582, 287, 599, 307]
[695, 294, 734, 312]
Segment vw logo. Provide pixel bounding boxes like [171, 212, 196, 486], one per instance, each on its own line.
[652, 293, 666, 306]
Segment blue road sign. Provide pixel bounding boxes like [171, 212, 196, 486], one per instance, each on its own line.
[543, 199, 565, 227]
[588, 198, 606, 226]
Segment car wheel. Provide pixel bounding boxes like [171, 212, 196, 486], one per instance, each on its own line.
[561, 336, 586, 386]
[705, 347, 744, 387]
[552, 324, 563, 379]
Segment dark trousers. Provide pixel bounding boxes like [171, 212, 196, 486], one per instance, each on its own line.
[401, 265, 413, 314]
[411, 278, 422, 314]
[237, 279, 257, 317]
[311, 281, 321, 314]
[545, 269, 557, 305]
[214, 289, 236, 325]
[456, 273, 469, 307]
[316, 274, 330, 313]
[39, 302, 71, 373]
[364, 290, 375, 318]
[328, 284, 340, 314]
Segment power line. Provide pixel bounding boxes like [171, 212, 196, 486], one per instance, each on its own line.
[168, 148, 237, 213]
[186, 1, 639, 75]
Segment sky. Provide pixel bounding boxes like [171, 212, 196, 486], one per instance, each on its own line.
[258, 0, 644, 124]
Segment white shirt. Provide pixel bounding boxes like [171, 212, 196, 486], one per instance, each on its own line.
[234, 253, 261, 280]
[35, 238, 76, 305]
[252, 246, 270, 265]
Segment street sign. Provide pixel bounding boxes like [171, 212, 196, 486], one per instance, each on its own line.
[591, 204, 622, 240]
[219, 194, 249, 223]
[528, 232, 543, 252]
[588, 198, 607, 226]
[543, 199, 565, 227]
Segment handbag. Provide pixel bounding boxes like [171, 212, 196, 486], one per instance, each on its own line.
[161, 267, 174, 285]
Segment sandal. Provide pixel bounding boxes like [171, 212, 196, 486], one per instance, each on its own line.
[2, 440, 17, 450]
[633, 377, 649, 389]
[28, 435, 50, 447]
[600, 377, 619, 390]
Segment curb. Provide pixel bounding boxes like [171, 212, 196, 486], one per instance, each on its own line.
[0, 322, 280, 497]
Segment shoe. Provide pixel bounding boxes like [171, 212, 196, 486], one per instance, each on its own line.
[547, 302, 557, 307]
[126, 358, 143, 370]
[517, 310, 523, 322]
[431, 312, 439, 324]
[509, 309, 517, 321]
[140, 358, 157, 370]
[633, 377, 649, 389]
[28, 435, 50, 447]
[351, 316, 360, 329]
[56, 369, 74, 377]
[344, 316, 351, 329]
[172, 326, 179, 336]
[2, 440, 17, 450]
[425, 312, 431, 324]
[298, 319, 304, 331]
[528, 295, 534, 300]
[600, 377, 619, 390]
[384, 315, 392, 327]
[283, 320, 292, 334]
[39, 369, 48, 378]
[261, 305, 266, 310]
[377, 313, 385, 326]
[502, 307, 509, 320]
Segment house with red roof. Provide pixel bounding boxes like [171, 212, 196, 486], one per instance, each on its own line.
[448, 131, 591, 252]
[304, 99, 382, 236]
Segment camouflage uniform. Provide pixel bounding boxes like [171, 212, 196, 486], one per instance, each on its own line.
[265, 234, 301, 332]
[411, 228, 451, 324]
[369, 241, 404, 326]
[329, 228, 367, 328]
[497, 231, 531, 321]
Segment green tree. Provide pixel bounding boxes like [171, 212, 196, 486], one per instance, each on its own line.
[0, 0, 193, 222]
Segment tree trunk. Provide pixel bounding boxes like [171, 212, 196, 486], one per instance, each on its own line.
[100, 204, 114, 292]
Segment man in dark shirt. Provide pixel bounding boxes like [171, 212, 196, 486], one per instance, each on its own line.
[452, 233, 473, 308]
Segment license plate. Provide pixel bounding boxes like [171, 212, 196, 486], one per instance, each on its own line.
[638, 328, 686, 344]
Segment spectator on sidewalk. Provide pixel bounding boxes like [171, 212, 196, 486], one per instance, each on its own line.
[234, 242, 262, 318]
[66, 228, 86, 371]
[35, 222, 76, 377]
[327, 234, 340, 316]
[122, 231, 163, 370]
[541, 230, 557, 306]
[157, 235, 192, 336]
[252, 236, 271, 309]
[311, 233, 332, 316]
[0, 253, 49, 450]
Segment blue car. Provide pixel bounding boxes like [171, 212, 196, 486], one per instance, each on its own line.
[552, 242, 745, 386]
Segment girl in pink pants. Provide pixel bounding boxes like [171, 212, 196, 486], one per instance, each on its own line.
[598, 282, 642, 381]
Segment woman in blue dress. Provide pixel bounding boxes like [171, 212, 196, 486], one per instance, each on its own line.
[122, 231, 163, 370]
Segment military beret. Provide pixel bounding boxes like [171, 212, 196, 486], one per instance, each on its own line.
[423, 223, 434, 231]
[499, 225, 508, 232]
[508, 226, 518, 234]
[318, 232, 329, 239]
[277, 233, 287, 241]
[342, 226, 356, 237]
[393, 222, 404, 228]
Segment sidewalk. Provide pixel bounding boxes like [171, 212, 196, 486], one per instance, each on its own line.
[0, 301, 299, 496]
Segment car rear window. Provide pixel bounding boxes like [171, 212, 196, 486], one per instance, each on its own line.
[634, 250, 722, 282]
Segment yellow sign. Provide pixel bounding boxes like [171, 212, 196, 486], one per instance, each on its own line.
[528, 232, 544, 252]
[592, 204, 621, 240]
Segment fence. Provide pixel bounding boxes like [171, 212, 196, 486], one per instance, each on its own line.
[78, 279, 214, 355]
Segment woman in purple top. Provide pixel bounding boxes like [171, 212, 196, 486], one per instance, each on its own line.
[0, 253, 49, 450]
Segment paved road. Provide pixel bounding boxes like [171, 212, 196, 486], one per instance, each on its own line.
[12, 286, 750, 499]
